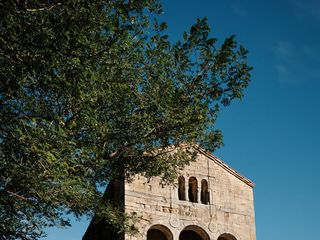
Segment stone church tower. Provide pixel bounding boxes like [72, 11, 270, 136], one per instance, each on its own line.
[83, 145, 256, 240]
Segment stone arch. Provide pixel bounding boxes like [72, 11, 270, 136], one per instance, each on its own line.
[217, 233, 237, 240]
[188, 177, 198, 202]
[147, 224, 173, 240]
[201, 179, 209, 204]
[178, 176, 186, 200]
[179, 225, 210, 240]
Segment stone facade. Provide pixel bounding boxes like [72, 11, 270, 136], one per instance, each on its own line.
[124, 146, 256, 240]
[83, 146, 256, 240]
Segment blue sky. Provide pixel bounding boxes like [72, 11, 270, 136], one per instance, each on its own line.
[44, 0, 320, 239]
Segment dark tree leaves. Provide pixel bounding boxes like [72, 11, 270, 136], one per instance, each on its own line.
[0, 1, 251, 239]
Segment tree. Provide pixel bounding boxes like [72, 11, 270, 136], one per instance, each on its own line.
[0, 0, 252, 239]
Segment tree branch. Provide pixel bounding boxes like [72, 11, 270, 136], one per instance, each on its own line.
[25, 2, 62, 12]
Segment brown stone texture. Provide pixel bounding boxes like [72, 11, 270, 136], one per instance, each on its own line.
[124, 147, 256, 240]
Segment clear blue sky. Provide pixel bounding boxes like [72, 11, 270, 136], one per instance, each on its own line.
[44, 0, 320, 239]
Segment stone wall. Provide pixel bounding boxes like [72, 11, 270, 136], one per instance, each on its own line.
[124, 148, 256, 240]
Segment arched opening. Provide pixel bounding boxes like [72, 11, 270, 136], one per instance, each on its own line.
[147, 224, 173, 240]
[201, 179, 209, 204]
[217, 233, 237, 240]
[178, 176, 186, 200]
[188, 177, 198, 202]
[179, 225, 210, 240]
[180, 230, 203, 240]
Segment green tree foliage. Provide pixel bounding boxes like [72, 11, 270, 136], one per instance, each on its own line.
[0, 0, 252, 239]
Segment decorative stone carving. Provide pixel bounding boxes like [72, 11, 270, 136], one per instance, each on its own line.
[169, 217, 181, 229]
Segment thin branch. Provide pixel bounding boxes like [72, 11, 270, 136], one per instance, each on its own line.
[25, 2, 62, 12]
[6, 190, 29, 201]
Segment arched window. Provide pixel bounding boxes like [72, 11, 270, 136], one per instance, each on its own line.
[217, 233, 237, 240]
[178, 176, 186, 200]
[179, 225, 210, 240]
[147, 224, 173, 240]
[201, 179, 209, 204]
[188, 177, 198, 203]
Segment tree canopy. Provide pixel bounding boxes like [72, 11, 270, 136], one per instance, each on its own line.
[0, 0, 252, 239]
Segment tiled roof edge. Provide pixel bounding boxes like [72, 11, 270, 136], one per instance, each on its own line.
[191, 145, 255, 188]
